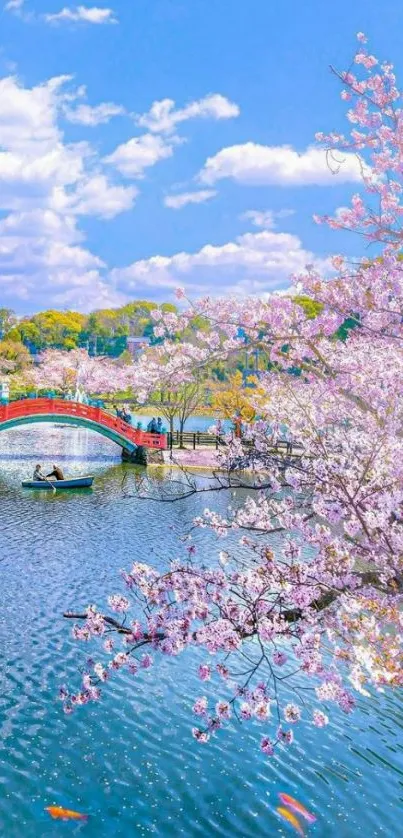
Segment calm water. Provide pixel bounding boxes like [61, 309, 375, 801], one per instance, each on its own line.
[0, 426, 402, 838]
[126, 413, 231, 433]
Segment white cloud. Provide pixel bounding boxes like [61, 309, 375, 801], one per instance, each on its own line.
[44, 6, 117, 25]
[110, 229, 330, 300]
[4, 1, 32, 22]
[164, 189, 216, 210]
[137, 93, 240, 135]
[67, 175, 138, 218]
[5, 0, 25, 12]
[0, 208, 80, 241]
[0, 74, 71, 151]
[0, 207, 112, 310]
[0, 70, 338, 312]
[0, 74, 137, 310]
[0, 73, 231, 310]
[200, 143, 364, 186]
[53, 276, 126, 310]
[0, 76, 91, 213]
[63, 102, 125, 126]
[0, 74, 134, 214]
[242, 208, 295, 229]
[105, 133, 175, 178]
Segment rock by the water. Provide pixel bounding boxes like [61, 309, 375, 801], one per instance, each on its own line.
[121, 446, 163, 466]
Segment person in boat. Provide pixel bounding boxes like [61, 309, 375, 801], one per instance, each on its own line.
[33, 464, 47, 481]
[147, 417, 157, 433]
[46, 464, 65, 481]
[156, 417, 163, 434]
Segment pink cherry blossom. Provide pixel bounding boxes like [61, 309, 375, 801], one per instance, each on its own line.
[108, 595, 130, 613]
[198, 664, 211, 681]
[273, 651, 287, 667]
[313, 710, 329, 728]
[260, 736, 274, 756]
[30, 348, 130, 395]
[63, 37, 403, 759]
[284, 703, 302, 724]
[240, 702, 253, 720]
[192, 728, 210, 743]
[277, 727, 294, 745]
[193, 696, 208, 716]
[216, 700, 231, 719]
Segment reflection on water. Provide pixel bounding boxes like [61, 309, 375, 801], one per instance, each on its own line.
[0, 425, 402, 837]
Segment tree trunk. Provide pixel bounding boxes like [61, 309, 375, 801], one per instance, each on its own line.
[179, 417, 186, 447]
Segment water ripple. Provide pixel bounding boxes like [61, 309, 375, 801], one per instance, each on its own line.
[0, 426, 402, 836]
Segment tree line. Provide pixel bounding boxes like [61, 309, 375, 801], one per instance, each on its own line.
[0, 301, 178, 359]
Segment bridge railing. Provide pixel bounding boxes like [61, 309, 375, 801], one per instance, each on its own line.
[92, 405, 167, 450]
[0, 399, 167, 451]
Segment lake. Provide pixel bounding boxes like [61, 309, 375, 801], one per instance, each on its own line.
[0, 425, 402, 837]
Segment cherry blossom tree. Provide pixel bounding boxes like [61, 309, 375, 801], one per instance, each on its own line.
[31, 348, 130, 396]
[149, 380, 205, 436]
[63, 35, 403, 758]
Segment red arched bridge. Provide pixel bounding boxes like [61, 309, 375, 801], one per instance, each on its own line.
[0, 399, 167, 456]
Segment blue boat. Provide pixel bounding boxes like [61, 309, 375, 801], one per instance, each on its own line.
[22, 476, 94, 490]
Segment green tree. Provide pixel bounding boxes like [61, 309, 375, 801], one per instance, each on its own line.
[9, 310, 87, 351]
[211, 371, 261, 422]
[0, 339, 31, 375]
[0, 308, 17, 336]
[293, 295, 324, 319]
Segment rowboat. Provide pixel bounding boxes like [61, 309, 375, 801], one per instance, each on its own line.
[22, 476, 94, 490]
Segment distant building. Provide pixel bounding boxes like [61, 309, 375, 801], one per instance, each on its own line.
[126, 336, 150, 358]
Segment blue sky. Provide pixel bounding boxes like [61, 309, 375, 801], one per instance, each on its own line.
[0, 0, 402, 313]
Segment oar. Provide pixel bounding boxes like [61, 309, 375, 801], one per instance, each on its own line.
[44, 475, 57, 494]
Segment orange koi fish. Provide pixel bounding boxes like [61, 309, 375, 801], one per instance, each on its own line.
[276, 806, 305, 836]
[278, 793, 316, 823]
[45, 806, 88, 821]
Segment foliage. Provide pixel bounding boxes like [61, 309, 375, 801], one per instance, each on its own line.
[0, 339, 31, 375]
[87, 301, 157, 338]
[4, 301, 178, 355]
[62, 36, 403, 761]
[8, 310, 86, 351]
[211, 370, 259, 422]
[293, 295, 324, 319]
[83, 302, 178, 354]
[0, 308, 17, 336]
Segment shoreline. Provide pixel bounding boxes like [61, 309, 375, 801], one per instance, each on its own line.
[159, 449, 222, 470]
[148, 462, 225, 473]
